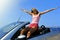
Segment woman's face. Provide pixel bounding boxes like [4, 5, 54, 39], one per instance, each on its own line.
[31, 8, 38, 14]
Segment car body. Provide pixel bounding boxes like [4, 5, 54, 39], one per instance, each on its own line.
[0, 21, 60, 40]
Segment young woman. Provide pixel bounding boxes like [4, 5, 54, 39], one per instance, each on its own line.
[20, 7, 58, 38]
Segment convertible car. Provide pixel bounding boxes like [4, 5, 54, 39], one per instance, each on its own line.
[0, 21, 60, 40]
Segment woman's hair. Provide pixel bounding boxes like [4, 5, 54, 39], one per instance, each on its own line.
[31, 8, 39, 13]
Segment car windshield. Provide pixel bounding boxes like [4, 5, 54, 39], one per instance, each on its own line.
[0, 22, 24, 39]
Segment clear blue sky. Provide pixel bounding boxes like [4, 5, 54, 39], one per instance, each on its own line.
[0, 0, 60, 28]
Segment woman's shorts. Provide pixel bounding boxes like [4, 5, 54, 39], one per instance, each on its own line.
[29, 23, 38, 29]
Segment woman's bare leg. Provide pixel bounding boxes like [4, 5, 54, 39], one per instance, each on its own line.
[27, 27, 37, 38]
[20, 29, 25, 35]
[20, 27, 30, 35]
[27, 31, 31, 38]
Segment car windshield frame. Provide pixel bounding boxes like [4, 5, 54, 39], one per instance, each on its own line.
[0, 22, 24, 39]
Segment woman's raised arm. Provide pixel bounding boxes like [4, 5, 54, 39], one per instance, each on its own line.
[21, 9, 32, 15]
[39, 7, 60, 15]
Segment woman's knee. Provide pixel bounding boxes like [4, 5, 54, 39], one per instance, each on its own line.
[21, 29, 25, 32]
[27, 31, 31, 34]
